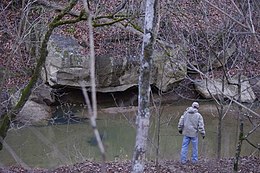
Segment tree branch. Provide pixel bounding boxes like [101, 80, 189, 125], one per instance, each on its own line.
[202, 0, 249, 30]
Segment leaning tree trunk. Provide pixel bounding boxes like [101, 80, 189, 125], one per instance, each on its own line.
[131, 0, 158, 173]
[0, 0, 80, 150]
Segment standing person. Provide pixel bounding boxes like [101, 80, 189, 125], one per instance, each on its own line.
[178, 102, 205, 164]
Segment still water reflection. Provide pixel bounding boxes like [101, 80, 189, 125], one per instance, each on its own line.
[0, 102, 259, 168]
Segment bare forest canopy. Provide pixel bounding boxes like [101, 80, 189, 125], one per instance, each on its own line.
[0, 0, 259, 91]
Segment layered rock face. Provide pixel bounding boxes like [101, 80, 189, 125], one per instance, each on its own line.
[194, 75, 256, 103]
[43, 34, 187, 92]
[42, 34, 91, 88]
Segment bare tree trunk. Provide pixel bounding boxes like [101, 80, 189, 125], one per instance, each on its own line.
[217, 75, 225, 159]
[217, 105, 223, 159]
[234, 73, 244, 172]
[155, 106, 162, 167]
[131, 0, 158, 172]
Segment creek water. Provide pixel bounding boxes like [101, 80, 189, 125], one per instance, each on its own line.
[0, 101, 259, 169]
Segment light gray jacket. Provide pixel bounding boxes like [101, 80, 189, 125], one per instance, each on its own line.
[178, 107, 205, 137]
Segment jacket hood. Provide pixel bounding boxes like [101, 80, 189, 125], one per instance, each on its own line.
[187, 107, 198, 114]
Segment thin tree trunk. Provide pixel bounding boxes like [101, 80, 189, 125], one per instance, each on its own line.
[81, 0, 106, 172]
[155, 108, 162, 167]
[217, 104, 223, 159]
[131, 0, 158, 172]
[217, 75, 225, 159]
[234, 73, 244, 172]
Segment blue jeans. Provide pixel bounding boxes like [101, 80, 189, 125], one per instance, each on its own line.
[180, 135, 198, 163]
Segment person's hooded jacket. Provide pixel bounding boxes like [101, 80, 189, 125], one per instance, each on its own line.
[178, 107, 205, 137]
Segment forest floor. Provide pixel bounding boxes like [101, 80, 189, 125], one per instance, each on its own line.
[0, 156, 259, 173]
[0, 1, 259, 173]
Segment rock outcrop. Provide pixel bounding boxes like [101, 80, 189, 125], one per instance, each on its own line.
[194, 75, 256, 103]
[11, 84, 55, 125]
[42, 34, 91, 88]
[43, 34, 187, 92]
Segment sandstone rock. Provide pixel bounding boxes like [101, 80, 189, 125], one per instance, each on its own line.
[30, 84, 55, 105]
[43, 34, 90, 87]
[16, 100, 51, 126]
[10, 84, 55, 125]
[194, 75, 256, 103]
[43, 34, 187, 92]
[249, 77, 260, 100]
[96, 55, 140, 92]
[153, 50, 187, 92]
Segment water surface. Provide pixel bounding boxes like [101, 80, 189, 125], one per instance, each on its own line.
[0, 102, 259, 168]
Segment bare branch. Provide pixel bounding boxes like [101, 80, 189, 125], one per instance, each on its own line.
[111, 0, 128, 16]
[230, 0, 244, 16]
[202, 0, 249, 30]
[247, 0, 256, 33]
[244, 122, 260, 139]
[81, 1, 106, 172]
